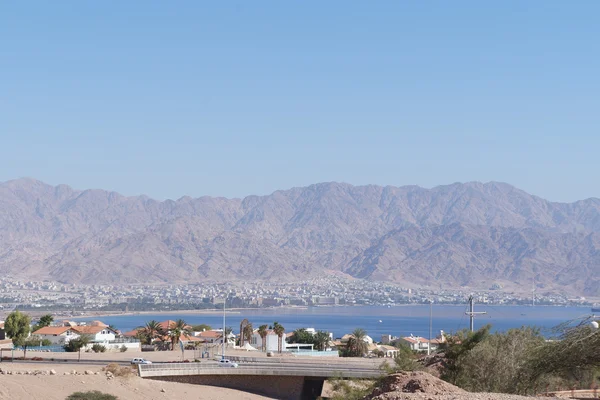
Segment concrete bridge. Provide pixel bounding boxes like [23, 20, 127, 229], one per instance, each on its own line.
[139, 360, 384, 400]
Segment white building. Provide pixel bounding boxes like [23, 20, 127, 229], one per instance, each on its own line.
[341, 333, 374, 345]
[72, 325, 117, 343]
[197, 329, 234, 345]
[399, 333, 444, 352]
[250, 329, 288, 352]
[31, 326, 80, 345]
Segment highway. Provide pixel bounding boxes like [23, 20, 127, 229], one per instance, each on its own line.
[1, 356, 387, 378]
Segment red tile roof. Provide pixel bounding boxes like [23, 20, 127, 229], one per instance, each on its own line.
[72, 326, 115, 335]
[158, 320, 176, 330]
[181, 335, 204, 342]
[123, 329, 142, 337]
[33, 326, 73, 335]
[198, 330, 221, 338]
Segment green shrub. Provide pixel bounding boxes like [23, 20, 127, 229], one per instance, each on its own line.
[390, 342, 421, 372]
[66, 390, 118, 400]
[91, 344, 107, 353]
[328, 377, 375, 400]
[119, 345, 127, 352]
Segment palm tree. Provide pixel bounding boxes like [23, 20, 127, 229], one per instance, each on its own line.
[143, 320, 162, 344]
[168, 319, 191, 351]
[243, 322, 254, 347]
[258, 325, 268, 352]
[273, 322, 285, 353]
[314, 330, 330, 351]
[219, 327, 233, 347]
[134, 329, 150, 345]
[347, 328, 368, 357]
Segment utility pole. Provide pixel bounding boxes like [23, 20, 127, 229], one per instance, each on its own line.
[465, 295, 486, 332]
[428, 300, 433, 356]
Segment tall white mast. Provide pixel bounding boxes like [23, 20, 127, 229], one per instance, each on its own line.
[465, 295, 486, 332]
[221, 297, 226, 360]
[428, 300, 433, 356]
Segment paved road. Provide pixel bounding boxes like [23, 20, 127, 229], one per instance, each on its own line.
[1, 358, 386, 375]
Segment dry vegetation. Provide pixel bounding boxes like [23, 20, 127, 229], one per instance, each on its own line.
[102, 363, 136, 378]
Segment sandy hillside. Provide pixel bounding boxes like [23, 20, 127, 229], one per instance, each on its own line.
[0, 364, 274, 400]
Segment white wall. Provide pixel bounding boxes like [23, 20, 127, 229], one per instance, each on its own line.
[250, 333, 286, 352]
[91, 330, 117, 342]
[38, 331, 80, 345]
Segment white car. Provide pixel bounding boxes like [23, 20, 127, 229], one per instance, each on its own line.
[218, 359, 238, 368]
[131, 358, 152, 365]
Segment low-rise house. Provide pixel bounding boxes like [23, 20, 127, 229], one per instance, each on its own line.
[196, 330, 223, 344]
[179, 334, 204, 348]
[377, 344, 399, 358]
[428, 338, 444, 351]
[123, 320, 207, 349]
[398, 331, 446, 352]
[250, 329, 288, 352]
[72, 325, 117, 343]
[381, 334, 398, 345]
[32, 326, 80, 345]
[340, 333, 374, 345]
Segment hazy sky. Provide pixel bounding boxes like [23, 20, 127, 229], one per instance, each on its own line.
[2, 1, 599, 202]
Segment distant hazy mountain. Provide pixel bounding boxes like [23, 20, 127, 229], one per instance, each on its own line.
[1, 178, 599, 296]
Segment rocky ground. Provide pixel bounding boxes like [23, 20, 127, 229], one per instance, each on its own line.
[362, 371, 556, 400]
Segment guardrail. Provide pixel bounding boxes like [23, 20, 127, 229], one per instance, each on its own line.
[224, 355, 384, 367]
[288, 350, 339, 357]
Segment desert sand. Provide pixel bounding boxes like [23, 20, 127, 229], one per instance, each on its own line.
[0, 363, 274, 400]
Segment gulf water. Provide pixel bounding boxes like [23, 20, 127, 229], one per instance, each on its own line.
[76, 305, 594, 339]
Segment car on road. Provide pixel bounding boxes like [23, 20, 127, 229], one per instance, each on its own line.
[131, 358, 152, 365]
[218, 359, 238, 368]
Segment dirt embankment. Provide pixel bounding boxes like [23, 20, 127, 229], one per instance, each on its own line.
[364, 371, 555, 400]
[0, 363, 271, 400]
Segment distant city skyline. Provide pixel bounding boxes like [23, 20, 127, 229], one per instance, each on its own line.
[2, 1, 600, 202]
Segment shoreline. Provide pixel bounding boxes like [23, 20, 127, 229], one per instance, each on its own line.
[63, 306, 309, 320]
[51, 303, 597, 321]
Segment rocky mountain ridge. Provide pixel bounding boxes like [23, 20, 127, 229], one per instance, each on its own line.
[0, 178, 598, 295]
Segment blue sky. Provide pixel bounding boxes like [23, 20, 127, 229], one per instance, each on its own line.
[2, 1, 599, 202]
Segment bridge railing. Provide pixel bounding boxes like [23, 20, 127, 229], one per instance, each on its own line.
[224, 355, 384, 367]
[287, 350, 339, 357]
[138, 362, 217, 377]
[138, 361, 384, 379]
[140, 363, 206, 372]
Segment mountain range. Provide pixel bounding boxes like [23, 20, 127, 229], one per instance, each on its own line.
[1, 178, 599, 296]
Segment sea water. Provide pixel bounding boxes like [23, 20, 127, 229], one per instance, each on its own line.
[76, 305, 593, 339]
